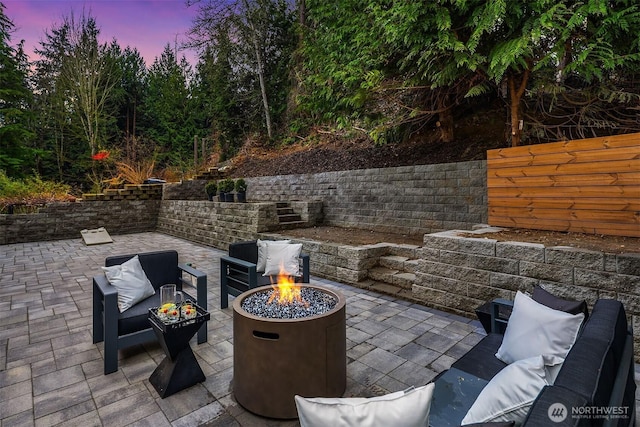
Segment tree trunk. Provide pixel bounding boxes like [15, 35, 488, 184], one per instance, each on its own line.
[437, 94, 454, 143]
[507, 69, 529, 147]
[243, 0, 272, 138]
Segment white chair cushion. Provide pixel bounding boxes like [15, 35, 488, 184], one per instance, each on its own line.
[495, 291, 584, 364]
[263, 243, 303, 277]
[461, 355, 564, 425]
[102, 255, 155, 312]
[256, 239, 291, 272]
[295, 383, 435, 427]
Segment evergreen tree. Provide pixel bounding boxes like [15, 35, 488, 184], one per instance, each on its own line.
[142, 45, 197, 167]
[0, 2, 34, 177]
[110, 45, 148, 161]
[188, 0, 296, 142]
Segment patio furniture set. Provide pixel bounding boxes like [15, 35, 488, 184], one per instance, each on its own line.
[91, 240, 636, 426]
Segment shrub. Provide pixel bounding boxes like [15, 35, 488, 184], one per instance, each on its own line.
[205, 180, 217, 195]
[235, 178, 247, 192]
[218, 178, 235, 193]
[0, 171, 74, 213]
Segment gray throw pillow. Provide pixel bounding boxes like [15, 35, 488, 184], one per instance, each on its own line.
[102, 255, 155, 312]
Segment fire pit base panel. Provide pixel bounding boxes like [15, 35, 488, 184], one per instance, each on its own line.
[233, 285, 346, 419]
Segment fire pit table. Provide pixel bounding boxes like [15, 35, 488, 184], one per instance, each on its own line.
[148, 301, 210, 398]
[233, 284, 347, 419]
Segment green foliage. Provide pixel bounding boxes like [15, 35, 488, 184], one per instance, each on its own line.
[234, 178, 247, 192]
[205, 180, 217, 195]
[3, 0, 640, 191]
[217, 178, 234, 193]
[142, 46, 198, 168]
[0, 170, 73, 213]
[0, 3, 35, 177]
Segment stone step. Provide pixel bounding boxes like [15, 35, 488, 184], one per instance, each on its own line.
[404, 259, 420, 273]
[277, 207, 296, 215]
[379, 255, 409, 270]
[278, 213, 302, 223]
[274, 221, 308, 230]
[357, 280, 419, 303]
[379, 255, 420, 274]
[368, 281, 403, 296]
[392, 272, 416, 290]
[368, 266, 399, 283]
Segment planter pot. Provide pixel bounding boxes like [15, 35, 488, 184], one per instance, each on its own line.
[219, 192, 226, 202]
[207, 194, 215, 201]
[224, 193, 235, 202]
[236, 192, 246, 203]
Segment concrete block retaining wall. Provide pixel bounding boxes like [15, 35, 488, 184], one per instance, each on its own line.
[155, 200, 323, 250]
[163, 180, 208, 201]
[0, 200, 160, 244]
[245, 160, 487, 235]
[413, 230, 640, 354]
[263, 229, 640, 359]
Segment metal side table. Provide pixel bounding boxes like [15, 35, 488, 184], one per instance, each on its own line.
[148, 302, 210, 398]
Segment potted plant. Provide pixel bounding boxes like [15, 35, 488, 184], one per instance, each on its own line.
[218, 178, 235, 202]
[235, 178, 247, 202]
[205, 180, 217, 201]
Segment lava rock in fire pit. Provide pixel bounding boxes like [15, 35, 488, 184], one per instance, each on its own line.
[241, 287, 337, 319]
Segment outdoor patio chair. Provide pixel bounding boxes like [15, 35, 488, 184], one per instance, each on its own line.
[220, 240, 310, 308]
[92, 250, 207, 374]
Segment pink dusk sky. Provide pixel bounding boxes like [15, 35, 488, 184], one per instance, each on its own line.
[4, 0, 200, 67]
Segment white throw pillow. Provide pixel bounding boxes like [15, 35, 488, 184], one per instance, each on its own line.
[102, 255, 155, 312]
[295, 383, 435, 427]
[256, 239, 291, 272]
[461, 355, 564, 425]
[495, 291, 584, 364]
[263, 243, 303, 277]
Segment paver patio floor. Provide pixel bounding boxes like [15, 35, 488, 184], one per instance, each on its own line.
[0, 232, 637, 426]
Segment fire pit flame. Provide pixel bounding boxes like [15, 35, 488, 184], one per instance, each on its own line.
[267, 264, 308, 306]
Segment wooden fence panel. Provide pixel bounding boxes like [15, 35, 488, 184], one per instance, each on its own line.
[487, 134, 640, 237]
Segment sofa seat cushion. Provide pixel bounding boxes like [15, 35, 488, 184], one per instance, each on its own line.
[429, 367, 489, 427]
[451, 333, 507, 381]
[532, 285, 589, 318]
[118, 290, 196, 336]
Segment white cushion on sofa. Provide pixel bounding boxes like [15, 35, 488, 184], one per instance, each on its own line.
[101, 255, 155, 312]
[263, 242, 303, 277]
[495, 291, 584, 364]
[461, 355, 564, 425]
[295, 383, 435, 427]
[256, 239, 291, 272]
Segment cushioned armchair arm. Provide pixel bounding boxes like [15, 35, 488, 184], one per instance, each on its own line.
[220, 255, 258, 309]
[92, 274, 120, 373]
[178, 263, 207, 344]
[93, 273, 117, 298]
[490, 298, 514, 334]
[300, 253, 310, 283]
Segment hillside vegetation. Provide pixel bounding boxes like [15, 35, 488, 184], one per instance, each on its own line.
[1, 1, 639, 189]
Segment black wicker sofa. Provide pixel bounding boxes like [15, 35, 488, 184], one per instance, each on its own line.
[428, 290, 635, 427]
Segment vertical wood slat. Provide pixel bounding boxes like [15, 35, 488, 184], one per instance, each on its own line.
[487, 133, 640, 238]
